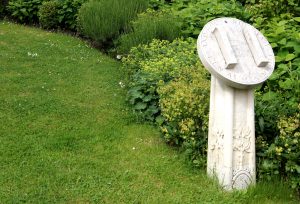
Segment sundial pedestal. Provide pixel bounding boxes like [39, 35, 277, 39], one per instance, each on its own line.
[197, 18, 275, 190]
[208, 76, 255, 190]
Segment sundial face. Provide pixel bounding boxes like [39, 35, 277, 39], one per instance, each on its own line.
[197, 18, 275, 89]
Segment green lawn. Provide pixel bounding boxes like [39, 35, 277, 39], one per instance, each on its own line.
[0, 21, 299, 203]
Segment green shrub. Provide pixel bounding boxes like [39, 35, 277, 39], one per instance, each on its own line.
[7, 0, 44, 24]
[1, 0, 9, 17]
[245, 0, 300, 19]
[78, 0, 148, 46]
[117, 9, 181, 53]
[1, 0, 8, 17]
[253, 14, 300, 192]
[38, 0, 61, 29]
[122, 38, 199, 122]
[257, 107, 300, 192]
[170, 0, 251, 38]
[148, 0, 172, 10]
[255, 14, 300, 140]
[122, 37, 210, 166]
[57, 0, 86, 31]
[277, 110, 300, 191]
[158, 64, 210, 166]
[0, 5, 4, 17]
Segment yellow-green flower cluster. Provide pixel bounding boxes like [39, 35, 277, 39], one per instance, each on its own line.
[274, 104, 300, 189]
[158, 64, 210, 145]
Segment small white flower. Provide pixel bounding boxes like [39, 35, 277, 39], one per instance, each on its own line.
[116, 55, 122, 60]
[132, 147, 136, 150]
[119, 81, 125, 88]
[27, 52, 38, 57]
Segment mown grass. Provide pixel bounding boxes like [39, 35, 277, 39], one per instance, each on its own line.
[0, 21, 299, 203]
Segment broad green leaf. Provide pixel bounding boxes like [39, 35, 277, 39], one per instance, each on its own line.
[275, 55, 284, 62]
[20, 8, 28, 16]
[143, 95, 153, 102]
[262, 91, 277, 101]
[279, 79, 293, 90]
[270, 43, 278, 48]
[275, 26, 285, 34]
[294, 17, 300, 22]
[285, 53, 295, 61]
[155, 115, 165, 125]
[278, 38, 286, 45]
[295, 165, 300, 173]
[258, 117, 264, 132]
[134, 102, 147, 110]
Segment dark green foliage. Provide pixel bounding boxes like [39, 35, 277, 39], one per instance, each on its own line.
[148, 0, 173, 10]
[122, 38, 210, 167]
[78, 0, 148, 46]
[0, 0, 8, 17]
[57, 0, 86, 31]
[254, 14, 300, 192]
[38, 0, 61, 29]
[122, 38, 200, 122]
[0, 4, 4, 17]
[245, 0, 300, 18]
[118, 10, 181, 53]
[38, 0, 86, 30]
[126, 71, 161, 122]
[171, 0, 251, 38]
[7, 0, 44, 24]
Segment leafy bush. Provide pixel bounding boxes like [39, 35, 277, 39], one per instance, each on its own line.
[148, 0, 173, 10]
[117, 9, 181, 53]
[170, 0, 251, 38]
[245, 0, 300, 19]
[254, 14, 300, 139]
[122, 37, 210, 166]
[7, 0, 44, 24]
[253, 14, 300, 192]
[122, 38, 199, 122]
[38, 0, 61, 29]
[78, 0, 148, 46]
[158, 65, 210, 166]
[0, 5, 4, 17]
[257, 107, 300, 192]
[0, 0, 8, 17]
[276, 110, 300, 191]
[57, 0, 86, 31]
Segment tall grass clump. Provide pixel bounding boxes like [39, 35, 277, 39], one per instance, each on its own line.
[78, 0, 148, 47]
[117, 10, 181, 53]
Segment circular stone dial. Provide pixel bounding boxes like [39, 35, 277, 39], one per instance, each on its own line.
[197, 18, 275, 89]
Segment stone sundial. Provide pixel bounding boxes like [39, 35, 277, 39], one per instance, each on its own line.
[197, 18, 275, 190]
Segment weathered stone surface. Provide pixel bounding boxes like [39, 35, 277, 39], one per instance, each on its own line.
[197, 17, 274, 89]
[197, 18, 275, 190]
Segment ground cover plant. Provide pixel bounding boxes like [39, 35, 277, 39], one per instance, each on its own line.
[1, 21, 299, 203]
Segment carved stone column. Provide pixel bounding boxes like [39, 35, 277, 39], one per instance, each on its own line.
[208, 76, 256, 190]
[197, 18, 275, 190]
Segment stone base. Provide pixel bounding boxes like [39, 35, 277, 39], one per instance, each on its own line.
[207, 76, 256, 190]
